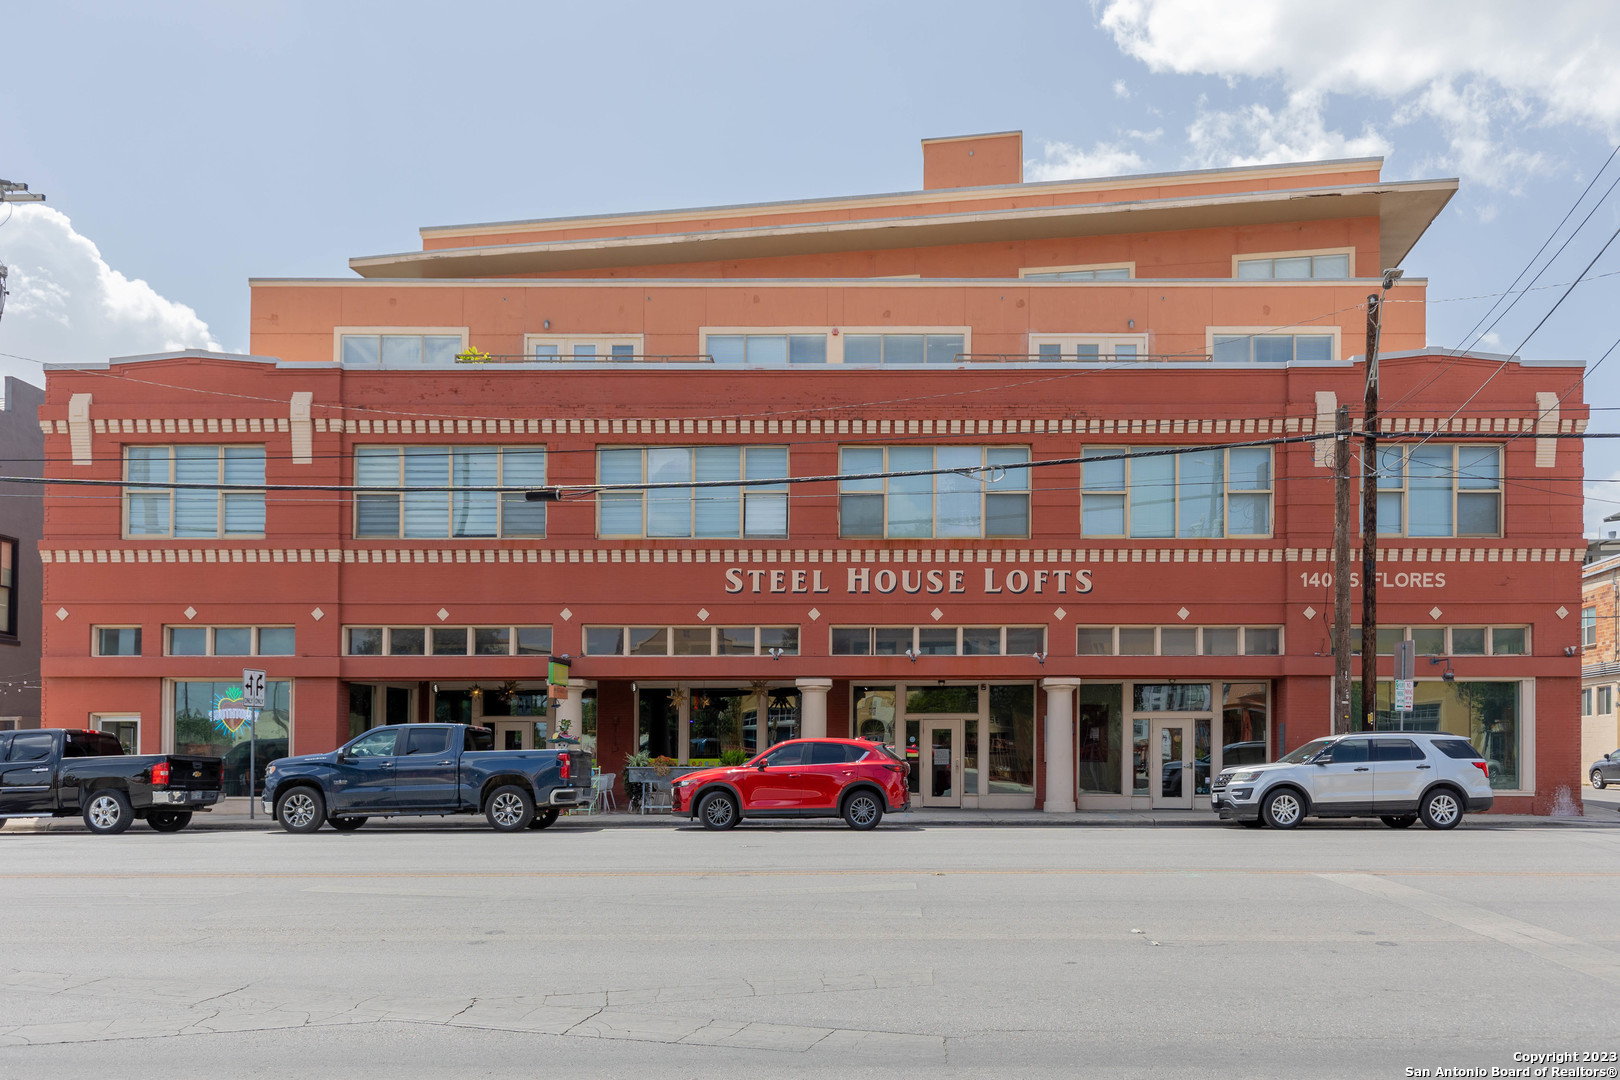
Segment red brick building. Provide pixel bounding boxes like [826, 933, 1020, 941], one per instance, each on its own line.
[36, 132, 1588, 812]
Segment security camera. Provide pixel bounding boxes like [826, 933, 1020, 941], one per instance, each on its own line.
[904, 648, 918, 663]
[1563, 645, 1578, 658]
[1033, 652, 1047, 665]
[1442, 669, 1455, 683]
[768, 647, 784, 660]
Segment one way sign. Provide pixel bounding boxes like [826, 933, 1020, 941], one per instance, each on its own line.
[242, 669, 266, 709]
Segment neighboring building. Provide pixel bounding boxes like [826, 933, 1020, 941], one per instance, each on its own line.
[1586, 509, 1620, 564]
[37, 132, 1590, 811]
[1581, 554, 1620, 775]
[1, 375, 44, 731]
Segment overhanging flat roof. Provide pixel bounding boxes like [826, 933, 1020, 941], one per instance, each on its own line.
[351, 178, 1456, 280]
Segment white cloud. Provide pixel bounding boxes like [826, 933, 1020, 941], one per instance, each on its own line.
[1112, 79, 1130, 99]
[1096, 0, 1620, 186]
[1184, 91, 1391, 170]
[0, 205, 218, 381]
[1026, 140, 1150, 182]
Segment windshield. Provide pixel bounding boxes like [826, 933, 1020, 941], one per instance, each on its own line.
[1275, 738, 1335, 765]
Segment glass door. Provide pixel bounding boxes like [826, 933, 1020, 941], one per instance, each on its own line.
[921, 719, 962, 808]
[490, 721, 530, 750]
[1150, 719, 1193, 809]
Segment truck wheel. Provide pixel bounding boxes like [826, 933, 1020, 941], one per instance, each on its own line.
[486, 785, 535, 831]
[1261, 788, 1304, 830]
[528, 807, 561, 830]
[329, 817, 367, 832]
[84, 790, 135, 835]
[275, 787, 326, 834]
[697, 790, 740, 830]
[147, 811, 193, 833]
[1419, 787, 1464, 830]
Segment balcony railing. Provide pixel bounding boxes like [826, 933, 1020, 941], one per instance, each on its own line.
[454, 352, 1211, 366]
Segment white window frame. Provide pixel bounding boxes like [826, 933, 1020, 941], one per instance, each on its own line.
[1075, 626, 1283, 657]
[333, 327, 469, 365]
[1081, 445, 1274, 539]
[523, 334, 644, 361]
[1019, 262, 1135, 280]
[1582, 605, 1598, 648]
[596, 445, 788, 539]
[1347, 625, 1531, 657]
[1205, 326, 1341, 364]
[1028, 333, 1150, 362]
[352, 445, 548, 540]
[162, 625, 296, 657]
[123, 444, 267, 540]
[830, 626, 1047, 656]
[838, 444, 1031, 540]
[341, 625, 553, 657]
[1368, 443, 1503, 539]
[1232, 247, 1356, 279]
[92, 713, 141, 754]
[698, 327, 973, 366]
[163, 677, 295, 756]
[91, 625, 143, 657]
[582, 626, 800, 657]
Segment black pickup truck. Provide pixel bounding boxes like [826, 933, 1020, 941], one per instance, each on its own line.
[0, 729, 224, 834]
[261, 723, 592, 833]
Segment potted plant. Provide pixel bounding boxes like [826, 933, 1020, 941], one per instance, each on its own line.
[720, 749, 749, 766]
[623, 751, 652, 810]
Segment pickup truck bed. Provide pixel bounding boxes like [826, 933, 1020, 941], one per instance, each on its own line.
[0, 729, 224, 834]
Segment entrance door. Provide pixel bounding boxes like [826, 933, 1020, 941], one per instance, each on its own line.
[921, 720, 963, 808]
[491, 721, 531, 751]
[1151, 719, 1193, 809]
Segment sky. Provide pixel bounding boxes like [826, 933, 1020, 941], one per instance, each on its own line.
[2, 0, 1619, 533]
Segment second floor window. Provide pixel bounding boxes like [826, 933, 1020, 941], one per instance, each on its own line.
[340, 333, 463, 366]
[1082, 446, 1272, 538]
[843, 334, 964, 365]
[126, 445, 266, 538]
[598, 446, 788, 538]
[1211, 333, 1334, 363]
[1373, 444, 1501, 537]
[1583, 605, 1597, 648]
[354, 446, 546, 538]
[0, 536, 14, 640]
[839, 446, 1030, 538]
[707, 334, 827, 365]
[1234, 253, 1351, 279]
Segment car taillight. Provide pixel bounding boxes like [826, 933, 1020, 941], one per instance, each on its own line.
[882, 763, 904, 773]
[559, 754, 571, 782]
[151, 762, 170, 787]
[1472, 761, 1490, 777]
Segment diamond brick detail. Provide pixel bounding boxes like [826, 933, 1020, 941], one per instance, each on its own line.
[55, 607, 69, 622]
[930, 608, 944, 621]
[436, 608, 450, 622]
[1177, 607, 1190, 621]
[1429, 607, 1443, 621]
[1555, 606, 1569, 620]
[310, 607, 325, 621]
[1052, 607, 1067, 621]
[559, 608, 573, 622]
[697, 608, 710, 622]
[1302, 606, 1317, 620]
[807, 608, 821, 622]
[184, 607, 197, 620]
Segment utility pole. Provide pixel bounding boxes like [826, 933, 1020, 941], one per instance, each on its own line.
[1332, 404, 1352, 733]
[1359, 291, 1381, 731]
[0, 179, 47, 325]
[1359, 269, 1402, 730]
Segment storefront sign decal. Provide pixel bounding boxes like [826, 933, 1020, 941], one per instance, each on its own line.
[723, 565, 1094, 596]
[208, 686, 254, 735]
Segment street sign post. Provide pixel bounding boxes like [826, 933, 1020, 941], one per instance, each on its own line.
[1393, 642, 1415, 730]
[243, 670, 266, 819]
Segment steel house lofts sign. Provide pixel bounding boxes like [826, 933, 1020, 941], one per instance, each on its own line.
[723, 565, 1095, 597]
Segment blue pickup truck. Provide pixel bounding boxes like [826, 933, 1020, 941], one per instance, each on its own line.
[261, 724, 591, 834]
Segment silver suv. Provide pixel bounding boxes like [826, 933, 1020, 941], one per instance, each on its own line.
[1210, 732, 1496, 830]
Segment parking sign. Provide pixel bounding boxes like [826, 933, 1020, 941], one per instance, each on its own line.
[242, 668, 267, 708]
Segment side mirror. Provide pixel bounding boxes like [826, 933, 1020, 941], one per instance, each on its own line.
[757, 761, 769, 771]
[336, 753, 352, 764]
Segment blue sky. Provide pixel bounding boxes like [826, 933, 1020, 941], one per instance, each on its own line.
[2, 0, 1618, 531]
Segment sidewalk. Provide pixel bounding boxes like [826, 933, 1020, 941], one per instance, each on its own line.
[7, 796, 1619, 832]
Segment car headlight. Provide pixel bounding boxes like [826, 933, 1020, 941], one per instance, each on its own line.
[265, 764, 277, 777]
[1230, 770, 1262, 783]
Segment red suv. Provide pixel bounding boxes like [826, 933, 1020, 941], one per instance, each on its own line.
[669, 739, 910, 830]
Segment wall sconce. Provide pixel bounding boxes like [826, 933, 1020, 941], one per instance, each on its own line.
[470, 684, 483, 698]
[904, 648, 919, 663]
[1033, 652, 1047, 665]
[768, 647, 784, 660]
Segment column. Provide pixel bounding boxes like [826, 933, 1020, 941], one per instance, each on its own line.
[796, 678, 832, 739]
[1042, 677, 1082, 813]
[554, 684, 584, 748]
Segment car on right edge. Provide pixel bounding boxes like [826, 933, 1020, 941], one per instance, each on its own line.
[1211, 731, 1495, 830]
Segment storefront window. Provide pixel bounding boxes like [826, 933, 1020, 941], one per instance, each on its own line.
[964, 720, 978, 796]
[1078, 683, 1123, 794]
[637, 689, 676, 758]
[688, 689, 754, 762]
[987, 685, 1034, 794]
[906, 686, 979, 714]
[483, 688, 548, 717]
[1221, 682, 1270, 767]
[1352, 680, 1521, 789]
[852, 686, 896, 744]
[173, 679, 291, 797]
[348, 685, 373, 739]
[1133, 683, 1212, 711]
[580, 690, 598, 761]
[1133, 717, 1149, 795]
[1194, 718, 1212, 795]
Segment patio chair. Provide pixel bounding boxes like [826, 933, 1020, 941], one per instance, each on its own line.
[589, 772, 617, 814]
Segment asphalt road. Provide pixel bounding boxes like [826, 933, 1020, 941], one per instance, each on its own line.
[2, 818, 1618, 1080]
